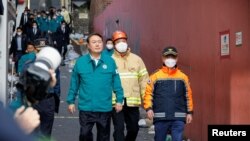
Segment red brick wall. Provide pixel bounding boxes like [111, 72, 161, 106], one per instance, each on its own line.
[89, 0, 113, 31]
[92, 0, 250, 140]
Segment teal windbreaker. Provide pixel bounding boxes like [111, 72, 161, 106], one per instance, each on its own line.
[17, 52, 36, 73]
[67, 54, 124, 112]
[102, 48, 114, 56]
[39, 17, 49, 32]
[48, 19, 60, 33]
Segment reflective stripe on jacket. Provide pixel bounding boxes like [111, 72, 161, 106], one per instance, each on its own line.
[112, 49, 149, 107]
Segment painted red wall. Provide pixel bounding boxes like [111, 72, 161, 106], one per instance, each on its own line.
[93, 0, 250, 140]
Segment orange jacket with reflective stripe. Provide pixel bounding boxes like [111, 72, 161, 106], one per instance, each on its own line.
[144, 66, 193, 122]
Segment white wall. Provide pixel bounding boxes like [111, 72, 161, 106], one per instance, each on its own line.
[0, 0, 8, 105]
[16, 1, 26, 29]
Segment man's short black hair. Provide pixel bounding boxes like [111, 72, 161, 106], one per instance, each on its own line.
[32, 21, 37, 24]
[17, 27, 22, 31]
[87, 33, 103, 43]
[26, 41, 36, 48]
[106, 38, 112, 43]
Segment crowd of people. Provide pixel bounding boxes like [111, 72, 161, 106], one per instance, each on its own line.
[9, 6, 71, 73]
[6, 5, 70, 141]
[4, 5, 194, 140]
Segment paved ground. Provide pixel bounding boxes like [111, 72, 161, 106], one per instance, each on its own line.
[51, 65, 154, 141]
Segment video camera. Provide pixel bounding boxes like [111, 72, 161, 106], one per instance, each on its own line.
[16, 47, 61, 105]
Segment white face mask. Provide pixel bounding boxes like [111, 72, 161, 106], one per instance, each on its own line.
[17, 32, 22, 36]
[164, 58, 177, 68]
[106, 44, 114, 50]
[115, 42, 128, 53]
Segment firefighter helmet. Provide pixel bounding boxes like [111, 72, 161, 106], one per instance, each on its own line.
[112, 30, 127, 42]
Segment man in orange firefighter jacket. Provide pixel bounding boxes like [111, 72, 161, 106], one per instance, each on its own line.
[143, 46, 193, 141]
[111, 30, 149, 141]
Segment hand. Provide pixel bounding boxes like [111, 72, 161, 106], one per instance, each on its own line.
[146, 109, 154, 120]
[186, 114, 193, 124]
[68, 104, 76, 114]
[54, 41, 57, 45]
[115, 103, 123, 113]
[14, 106, 40, 134]
[49, 69, 57, 87]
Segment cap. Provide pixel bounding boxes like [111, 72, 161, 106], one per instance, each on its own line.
[112, 30, 127, 42]
[162, 46, 178, 56]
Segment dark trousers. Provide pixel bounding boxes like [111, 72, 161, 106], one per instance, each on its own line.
[154, 120, 185, 141]
[79, 111, 112, 141]
[112, 102, 139, 141]
[33, 96, 55, 138]
[57, 43, 68, 60]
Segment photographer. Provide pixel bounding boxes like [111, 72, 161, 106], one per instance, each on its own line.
[33, 68, 61, 138]
[9, 46, 61, 139]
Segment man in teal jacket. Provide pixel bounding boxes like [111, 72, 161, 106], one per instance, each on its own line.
[17, 42, 36, 74]
[67, 33, 124, 141]
[102, 38, 114, 56]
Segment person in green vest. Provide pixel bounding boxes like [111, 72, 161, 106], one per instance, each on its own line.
[48, 14, 60, 45]
[39, 11, 49, 38]
[48, 15, 60, 33]
[56, 9, 64, 23]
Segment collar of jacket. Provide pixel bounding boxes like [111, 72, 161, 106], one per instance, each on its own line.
[161, 66, 178, 75]
[113, 48, 131, 58]
[86, 53, 104, 63]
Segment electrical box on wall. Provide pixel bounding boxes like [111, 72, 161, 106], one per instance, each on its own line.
[235, 31, 242, 46]
[220, 30, 230, 57]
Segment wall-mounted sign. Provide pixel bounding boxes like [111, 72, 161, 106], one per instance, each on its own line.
[235, 31, 242, 46]
[79, 13, 88, 19]
[220, 30, 230, 57]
